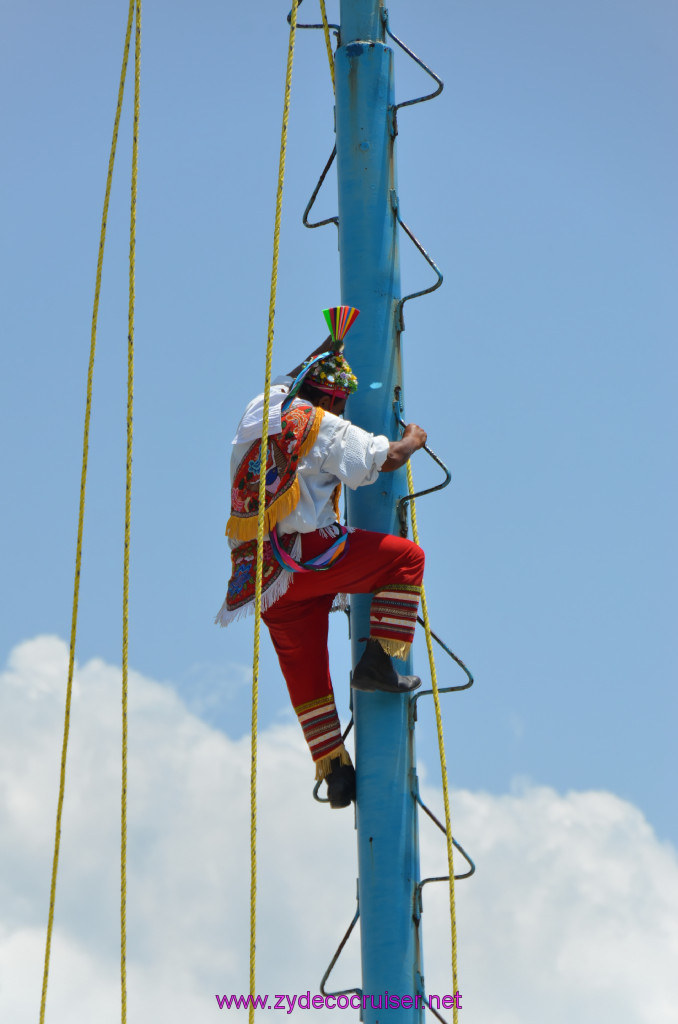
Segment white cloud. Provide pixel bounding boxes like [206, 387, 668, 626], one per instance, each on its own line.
[419, 783, 678, 1023]
[1, 637, 677, 1023]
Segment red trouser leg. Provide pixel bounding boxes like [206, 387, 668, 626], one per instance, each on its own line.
[262, 528, 424, 777]
[263, 591, 346, 778]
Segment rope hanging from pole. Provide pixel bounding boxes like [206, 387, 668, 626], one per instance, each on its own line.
[249, 3, 299, 1021]
[38, 3, 140, 1021]
[319, 0, 336, 94]
[121, 2, 141, 1021]
[406, 460, 460, 1024]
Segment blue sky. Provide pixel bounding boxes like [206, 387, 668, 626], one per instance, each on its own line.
[1, 1, 677, 1018]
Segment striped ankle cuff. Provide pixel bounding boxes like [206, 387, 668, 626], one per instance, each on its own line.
[294, 694, 344, 766]
[369, 584, 421, 660]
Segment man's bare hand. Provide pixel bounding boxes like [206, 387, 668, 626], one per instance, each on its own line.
[381, 423, 428, 473]
[401, 423, 427, 450]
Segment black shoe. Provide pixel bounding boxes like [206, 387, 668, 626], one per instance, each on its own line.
[351, 639, 421, 693]
[325, 758, 356, 808]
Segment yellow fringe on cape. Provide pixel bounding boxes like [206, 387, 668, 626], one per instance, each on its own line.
[225, 407, 324, 542]
[315, 743, 352, 782]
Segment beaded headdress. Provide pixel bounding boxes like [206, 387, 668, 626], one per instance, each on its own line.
[305, 351, 358, 397]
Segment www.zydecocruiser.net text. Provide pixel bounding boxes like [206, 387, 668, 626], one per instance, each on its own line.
[215, 992, 463, 1012]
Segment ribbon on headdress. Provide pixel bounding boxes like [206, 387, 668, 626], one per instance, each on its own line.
[283, 351, 333, 410]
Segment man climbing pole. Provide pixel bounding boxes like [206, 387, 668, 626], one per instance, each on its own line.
[216, 307, 427, 808]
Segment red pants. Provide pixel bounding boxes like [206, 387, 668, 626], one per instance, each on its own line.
[262, 528, 424, 777]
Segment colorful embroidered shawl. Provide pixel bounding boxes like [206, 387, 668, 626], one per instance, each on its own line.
[216, 399, 344, 626]
[226, 403, 324, 543]
[215, 533, 300, 625]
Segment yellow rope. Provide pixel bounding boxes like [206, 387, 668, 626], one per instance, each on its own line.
[249, 4, 299, 1022]
[121, 3, 141, 1022]
[318, 0, 335, 94]
[38, 4, 137, 1021]
[406, 461, 460, 1024]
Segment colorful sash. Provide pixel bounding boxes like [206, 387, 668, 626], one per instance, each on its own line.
[270, 524, 349, 573]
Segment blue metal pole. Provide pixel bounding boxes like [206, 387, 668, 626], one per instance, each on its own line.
[335, 3, 423, 1019]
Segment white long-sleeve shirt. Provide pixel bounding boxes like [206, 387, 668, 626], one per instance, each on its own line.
[229, 377, 389, 535]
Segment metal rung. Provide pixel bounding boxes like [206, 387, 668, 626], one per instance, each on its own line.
[287, 1, 338, 31]
[424, 996, 451, 1024]
[303, 145, 339, 231]
[410, 620, 475, 718]
[414, 619, 474, 694]
[382, 8, 444, 115]
[319, 898, 361, 1000]
[390, 191, 444, 331]
[412, 778, 475, 880]
[393, 394, 451, 535]
[416, 808, 475, 881]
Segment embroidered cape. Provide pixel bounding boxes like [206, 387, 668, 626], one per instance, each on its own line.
[225, 403, 324, 543]
[215, 532, 301, 625]
[216, 400, 345, 627]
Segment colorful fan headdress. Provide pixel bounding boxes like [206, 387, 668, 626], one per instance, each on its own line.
[323, 305, 360, 345]
[284, 306, 361, 407]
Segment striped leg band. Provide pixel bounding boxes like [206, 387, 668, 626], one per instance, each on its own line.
[369, 583, 422, 660]
[294, 694, 351, 781]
